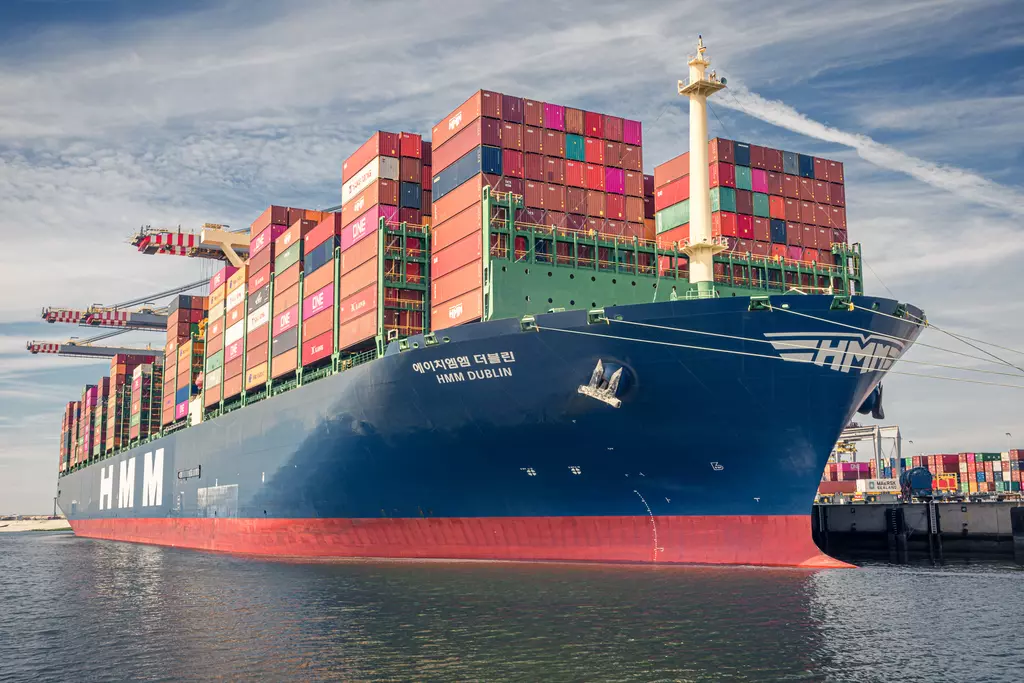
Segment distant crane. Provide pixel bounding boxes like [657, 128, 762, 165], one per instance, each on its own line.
[27, 329, 159, 359]
[40, 278, 209, 332]
[130, 223, 250, 267]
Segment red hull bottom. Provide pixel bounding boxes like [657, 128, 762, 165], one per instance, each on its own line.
[70, 515, 851, 569]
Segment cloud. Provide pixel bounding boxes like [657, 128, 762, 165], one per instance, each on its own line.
[715, 84, 1024, 217]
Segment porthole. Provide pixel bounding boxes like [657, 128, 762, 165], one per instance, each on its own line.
[569, 274, 575, 279]
[502, 266, 507, 272]
[548, 298, 553, 304]
[548, 271, 553, 277]
[525, 268, 530, 275]
[525, 295, 531, 302]
[591, 276, 596, 282]
[631, 281, 636, 286]
[612, 278, 617, 284]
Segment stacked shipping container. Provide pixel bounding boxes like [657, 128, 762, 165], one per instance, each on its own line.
[58, 401, 77, 473]
[222, 264, 249, 400]
[270, 218, 315, 379]
[89, 377, 111, 458]
[429, 90, 646, 330]
[202, 265, 238, 409]
[162, 295, 208, 425]
[653, 138, 848, 270]
[75, 384, 97, 466]
[339, 131, 430, 351]
[129, 362, 163, 441]
[820, 449, 1024, 495]
[106, 353, 156, 454]
[301, 213, 341, 368]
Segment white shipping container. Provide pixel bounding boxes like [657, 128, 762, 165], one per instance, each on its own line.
[205, 366, 222, 388]
[225, 286, 246, 311]
[247, 302, 270, 331]
[856, 478, 900, 493]
[341, 156, 399, 205]
[224, 321, 244, 347]
[208, 301, 225, 323]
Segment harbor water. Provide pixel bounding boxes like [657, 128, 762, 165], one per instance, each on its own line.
[1, 531, 1020, 682]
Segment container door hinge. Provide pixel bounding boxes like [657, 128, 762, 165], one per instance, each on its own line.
[748, 296, 772, 312]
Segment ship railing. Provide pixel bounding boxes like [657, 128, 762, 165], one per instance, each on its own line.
[383, 296, 426, 309]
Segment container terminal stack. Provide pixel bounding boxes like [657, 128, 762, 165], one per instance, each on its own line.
[48, 38, 940, 569]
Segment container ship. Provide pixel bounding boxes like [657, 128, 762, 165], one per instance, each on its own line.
[51, 39, 924, 567]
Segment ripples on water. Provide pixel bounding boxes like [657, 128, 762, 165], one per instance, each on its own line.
[0, 532, 1020, 682]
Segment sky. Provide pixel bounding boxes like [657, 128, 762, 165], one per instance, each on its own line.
[1, 0, 1023, 513]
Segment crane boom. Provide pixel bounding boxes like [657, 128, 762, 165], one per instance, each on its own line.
[26, 340, 159, 359]
[41, 278, 207, 332]
[130, 223, 249, 267]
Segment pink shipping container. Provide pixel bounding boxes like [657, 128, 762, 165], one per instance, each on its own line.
[175, 401, 188, 420]
[787, 246, 803, 261]
[303, 283, 334, 321]
[623, 119, 642, 146]
[341, 204, 398, 252]
[250, 224, 287, 257]
[605, 167, 625, 195]
[543, 103, 565, 131]
[399, 132, 422, 159]
[751, 169, 769, 194]
[224, 339, 243, 364]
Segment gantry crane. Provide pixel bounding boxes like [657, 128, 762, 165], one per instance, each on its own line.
[27, 330, 159, 359]
[129, 223, 249, 267]
[40, 278, 209, 332]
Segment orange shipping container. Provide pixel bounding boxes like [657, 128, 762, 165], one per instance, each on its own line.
[432, 233, 482, 280]
[338, 311, 378, 351]
[302, 308, 334, 343]
[341, 235, 379, 275]
[271, 351, 298, 378]
[339, 285, 377, 325]
[275, 262, 301, 294]
[275, 283, 300, 313]
[431, 205, 480, 253]
[431, 260, 482, 303]
[339, 257, 378, 296]
[431, 288, 483, 331]
[431, 90, 502, 149]
[341, 179, 399, 226]
[432, 177, 486, 225]
[654, 152, 689, 189]
[246, 342, 269, 369]
[303, 261, 335, 296]
[245, 362, 268, 390]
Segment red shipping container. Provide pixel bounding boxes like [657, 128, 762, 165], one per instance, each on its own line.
[250, 205, 289, 235]
[812, 180, 830, 204]
[606, 194, 625, 220]
[624, 171, 644, 197]
[712, 212, 738, 238]
[543, 130, 565, 157]
[431, 288, 483, 331]
[621, 145, 642, 172]
[709, 162, 735, 188]
[523, 126, 545, 154]
[749, 145, 766, 169]
[584, 137, 605, 164]
[566, 187, 586, 214]
[524, 181, 544, 209]
[525, 153, 544, 181]
[585, 164, 606, 191]
[544, 183, 566, 211]
[341, 178, 399, 226]
[338, 285, 377, 325]
[523, 99, 544, 127]
[798, 177, 814, 202]
[828, 160, 844, 182]
[656, 223, 689, 247]
[770, 243, 787, 259]
[585, 112, 604, 138]
[432, 90, 501, 149]
[302, 330, 334, 366]
[830, 206, 847, 229]
[625, 196, 644, 223]
[769, 195, 785, 220]
[655, 176, 690, 212]
[399, 208, 422, 225]
[431, 206, 479, 253]
[604, 141, 623, 169]
[433, 117, 502, 172]
[736, 214, 754, 240]
[752, 217, 770, 242]
[399, 132, 422, 159]
[752, 240, 769, 256]
[501, 122, 523, 150]
[342, 131, 400, 183]
[766, 172, 784, 195]
[782, 174, 799, 199]
[399, 156, 422, 184]
[565, 160, 585, 187]
[586, 190, 606, 217]
[565, 108, 585, 135]
[544, 156, 565, 184]
[708, 138, 734, 163]
[814, 203, 830, 227]
[764, 148, 783, 172]
[304, 213, 342, 254]
[422, 164, 432, 190]
[603, 115, 624, 142]
[503, 149, 524, 178]
[786, 223, 802, 245]
[830, 183, 846, 206]
[432, 261, 482, 303]
[654, 152, 689, 189]
[802, 224, 815, 248]
[799, 202, 815, 224]
[814, 158, 829, 181]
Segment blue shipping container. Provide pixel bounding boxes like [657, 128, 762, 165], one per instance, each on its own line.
[566, 134, 585, 162]
[174, 386, 189, 404]
[305, 237, 336, 275]
[769, 218, 787, 243]
[400, 182, 421, 210]
[733, 141, 751, 167]
[432, 145, 502, 200]
[798, 154, 815, 179]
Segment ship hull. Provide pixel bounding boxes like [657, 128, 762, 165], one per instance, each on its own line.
[57, 295, 922, 568]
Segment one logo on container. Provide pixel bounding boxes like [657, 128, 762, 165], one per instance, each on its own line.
[350, 216, 368, 240]
[764, 332, 906, 374]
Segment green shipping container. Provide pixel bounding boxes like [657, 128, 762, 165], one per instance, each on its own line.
[710, 187, 736, 213]
[130, 413, 141, 427]
[205, 350, 224, 372]
[275, 242, 302, 272]
[566, 134, 585, 162]
[735, 165, 752, 191]
[655, 199, 690, 234]
[753, 192, 770, 217]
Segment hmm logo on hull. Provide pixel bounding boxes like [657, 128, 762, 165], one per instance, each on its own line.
[764, 332, 905, 374]
[98, 449, 164, 510]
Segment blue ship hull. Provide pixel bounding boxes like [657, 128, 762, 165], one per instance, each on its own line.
[57, 295, 922, 567]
